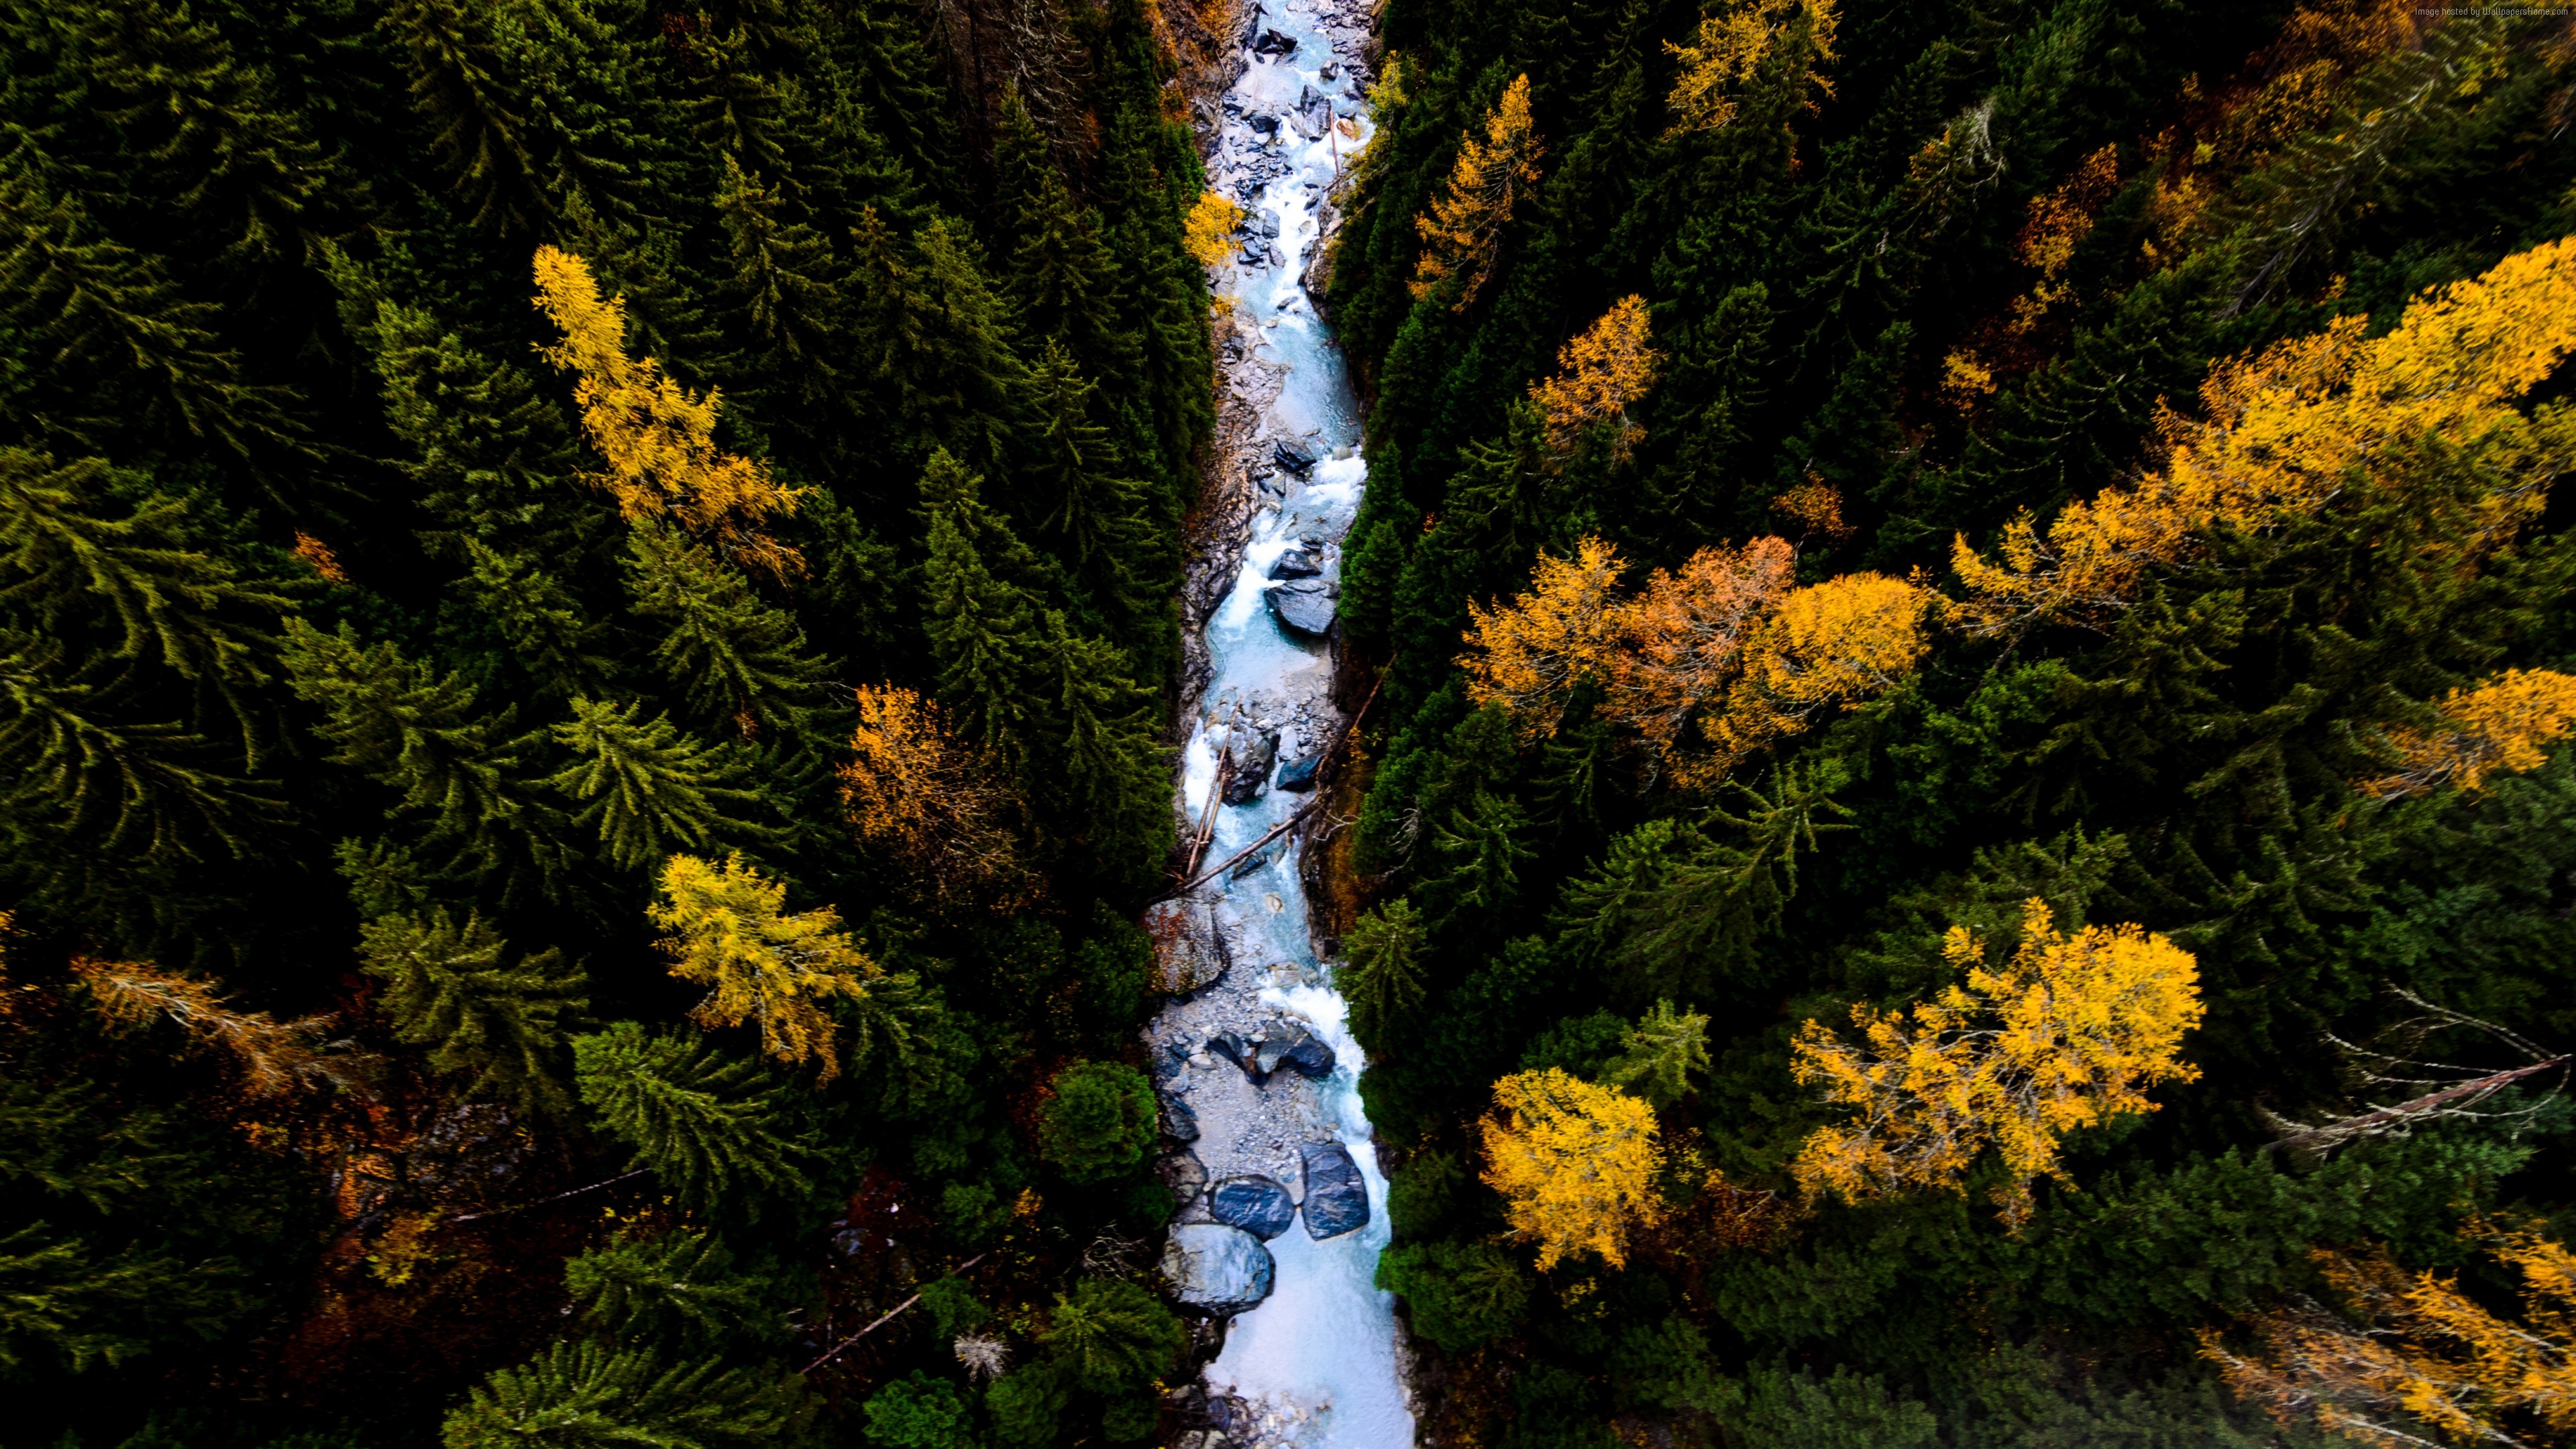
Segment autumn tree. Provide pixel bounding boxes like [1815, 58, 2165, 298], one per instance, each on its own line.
[1705, 572, 1933, 775]
[1612, 537, 1796, 761]
[2202, 1227, 2576, 1448]
[73, 957, 366, 1097]
[839, 684, 1024, 899]
[531, 245, 805, 580]
[1791, 900, 2205, 1224]
[648, 853, 877, 1082]
[1953, 236, 2576, 636]
[1181, 191, 1245, 268]
[1529, 295, 1664, 463]
[1664, 0, 1838, 133]
[1412, 74, 1543, 307]
[359, 910, 588, 1116]
[1481, 1067, 1664, 1269]
[2364, 668, 2576, 800]
[1459, 536, 1629, 738]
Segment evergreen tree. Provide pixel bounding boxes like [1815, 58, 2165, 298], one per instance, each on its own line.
[918, 451, 1037, 761]
[623, 523, 828, 744]
[713, 155, 844, 402]
[570, 1021, 814, 1216]
[991, 89, 1136, 390]
[358, 908, 590, 1117]
[563, 1228, 784, 1354]
[442, 1339, 806, 1449]
[547, 696, 769, 871]
[461, 542, 614, 701]
[376, 0, 547, 234]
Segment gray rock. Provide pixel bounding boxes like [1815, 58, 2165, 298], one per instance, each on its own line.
[1271, 440, 1316, 476]
[1162, 1223, 1275, 1313]
[1161, 1093, 1199, 1143]
[1299, 1140, 1370, 1239]
[1274, 753, 1322, 792]
[1222, 731, 1277, 804]
[1208, 1175, 1297, 1239]
[1267, 578, 1335, 637]
[1268, 549, 1322, 580]
[1252, 26, 1297, 54]
[1144, 900, 1228, 995]
[1259, 1024, 1336, 1079]
[1159, 1149, 1208, 1210]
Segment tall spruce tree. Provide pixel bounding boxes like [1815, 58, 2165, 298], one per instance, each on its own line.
[358, 908, 589, 1116]
[570, 1020, 813, 1216]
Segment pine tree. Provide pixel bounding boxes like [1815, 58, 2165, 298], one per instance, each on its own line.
[564, 1228, 782, 1354]
[1028, 610, 1166, 866]
[845, 212, 1026, 478]
[918, 451, 1038, 760]
[991, 89, 1136, 389]
[1040, 1279, 1183, 1393]
[681, 24, 796, 185]
[571, 1021, 813, 1214]
[547, 696, 769, 871]
[462, 542, 614, 701]
[278, 619, 575, 898]
[1340, 899, 1428, 1045]
[1599, 999, 1711, 1109]
[376, 0, 547, 234]
[442, 1339, 805, 1449]
[358, 908, 589, 1117]
[1016, 341, 1148, 566]
[0, 164, 307, 458]
[714, 155, 845, 400]
[623, 522, 827, 743]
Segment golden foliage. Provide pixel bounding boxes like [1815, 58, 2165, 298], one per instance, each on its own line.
[2204, 1227, 2576, 1448]
[1411, 74, 1543, 307]
[1182, 191, 1246, 268]
[1664, 0, 1838, 133]
[1704, 571, 1933, 775]
[531, 245, 803, 580]
[1460, 535, 1630, 737]
[74, 956, 370, 1096]
[1770, 478, 1854, 542]
[1790, 900, 2204, 1225]
[1953, 237, 2576, 636]
[2365, 668, 2576, 800]
[1460, 537, 1927, 781]
[649, 852, 876, 1082]
[1615, 536, 1798, 757]
[292, 530, 348, 584]
[1480, 1068, 1664, 1270]
[1529, 294, 1664, 462]
[839, 684, 1028, 902]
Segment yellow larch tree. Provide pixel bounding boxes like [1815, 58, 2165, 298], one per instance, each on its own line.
[531, 245, 804, 580]
[2203, 1226, 2576, 1448]
[1611, 535, 1797, 759]
[1790, 900, 2204, 1225]
[1706, 571, 1933, 771]
[839, 683, 1028, 902]
[2365, 668, 2576, 800]
[1411, 74, 1543, 307]
[1458, 535, 1630, 738]
[1182, 190, 1245, 268]
[1481, 1067, 1664, 1269]
[1529, 294, 1665, 463]
[1953, 235, 2576, 637]
[649, 852, 876, 1082]
[1664, 0, 1838, 134]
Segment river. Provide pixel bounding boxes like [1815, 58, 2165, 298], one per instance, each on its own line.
[1148, 1, 1414, 1446]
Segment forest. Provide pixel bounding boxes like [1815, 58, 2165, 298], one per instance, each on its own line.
[10, 0, 2576, 1445]
[1325, 0, 2576, 1445]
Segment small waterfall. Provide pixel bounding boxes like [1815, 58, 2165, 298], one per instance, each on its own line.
[1150, 1, 1413, 1446]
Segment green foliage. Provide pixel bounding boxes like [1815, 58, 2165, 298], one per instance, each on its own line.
[359, 908, 588, 1116]
[563, 1229, 784, 1354]
[1040, 1278, 1181, 1393]
[545, 697, 769, 872]
[1034, 1062, 1155, 1185]
[441, 1340, 805, 1449]
[1340, 899, 1428, 1046]
[1599, 1000, 1710, 1110]
[1376, 1240, 1530, 1352]
[570, 1022, 812, 1217]
[863, 1373, 975, 1449]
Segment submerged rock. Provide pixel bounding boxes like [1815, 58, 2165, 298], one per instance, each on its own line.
[1271, 440, 1316, 476]
[1267, 578, 1334, 637]
[1208, 1175, 1297, 1240]
[1300, 1140, 1370, 1239]
[1163, 1223, 1275, 1313]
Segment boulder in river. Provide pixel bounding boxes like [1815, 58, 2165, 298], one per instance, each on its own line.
[1267, 548, 1322, 580]
[1271, 440, 1316, 476]
[1144, 900, 1228, 995]
[1257, 1024, 1336, 1079]
[1274, 753, 1322, 792]
[1299, 1140, 1370, 1239]
[1159, 1149, 1208, 1210]
[1161, 1093, 1199, 1143]
[1162, 1223, 1275, 1313]
[1220, 731, 1278, 804]
[1252, 26, 1297, 55]
[1208, 1175, 1297, 1240]
[1267, 578, 1334, 637]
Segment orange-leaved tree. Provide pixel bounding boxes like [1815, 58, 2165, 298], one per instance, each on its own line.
[1411, 74, 1543, 307]
[649, 852, 876, 1082]
[1481, 1067, 1664, 1269]
[1952, 235, 2576, 637]
[1790, 899, 2204, 1225]
[2202, 1226, 2576, 1448]
[1615, 535, 1798, 758]
[1183, 191, 1246, 268]
[2364, 668, 2576, 800]
[839, 683, 1028, 902]
[1664, 0, 1838, 133]
[1529, 294, 1664, 462]
[531, 245, 804, 580]
[1703, 571, 1934, 775]
[74, 956, 370, 1096]
[1458, 535, 1630, 735]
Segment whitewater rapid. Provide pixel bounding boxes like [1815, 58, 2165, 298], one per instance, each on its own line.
[1153, 0, 1413, 1445]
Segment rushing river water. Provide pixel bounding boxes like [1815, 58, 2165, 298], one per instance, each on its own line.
[1148, 1, 1413, 1446]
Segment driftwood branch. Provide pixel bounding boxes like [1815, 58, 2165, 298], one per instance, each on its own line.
[802, 1251, 989, 1374]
